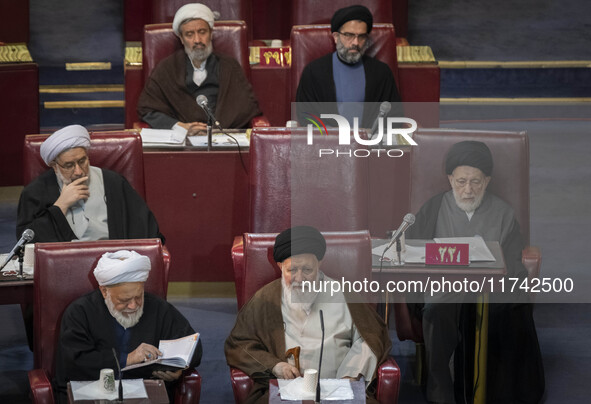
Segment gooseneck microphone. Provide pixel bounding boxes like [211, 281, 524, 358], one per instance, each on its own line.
[370, 101, 392, 138]
[384, 213, 415, 252]
[196, 95, 221, 128]
[112, 348, 123, 403]
[316, 310, 325, 404]
[0, 229, 34, 270]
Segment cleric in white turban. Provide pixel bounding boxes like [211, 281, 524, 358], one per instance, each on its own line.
[54, 249, 202, 403]
[172, 3, 216, 36]
[39, 124, 91, 166]
[16, 124, 164, 244]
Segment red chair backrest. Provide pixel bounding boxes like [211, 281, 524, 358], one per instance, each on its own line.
[150, 0, 252, 40]
[142, 21, 251, 85]
[235, 231, 371, 309]
[290, 23, 399, 100]
[33, 239, 168, 376]
[23, 131, 146, 199]
[249, 128, 370, 233]
[410, 129, 531, 244]
[291, 0, 393, 26]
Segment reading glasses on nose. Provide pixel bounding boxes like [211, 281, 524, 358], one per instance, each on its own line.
[338, 31, 369, 42]
[453, 178, 484, 188]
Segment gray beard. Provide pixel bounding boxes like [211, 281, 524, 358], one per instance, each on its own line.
[453, 188, 485, 213]
[105, 292, 144, 329]
[335, 40, 367, 64]
[185, 41, 213, 66]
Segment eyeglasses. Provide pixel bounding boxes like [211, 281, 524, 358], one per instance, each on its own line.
[453, 178, 484, 189]
[338, 31, 369, 43]
[55, 156, 88, 172]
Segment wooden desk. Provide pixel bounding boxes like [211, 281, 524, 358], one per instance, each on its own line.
[0, 275, 33, 305]
[372, 239, 506, 404]
[268, 379, 366, 404]
[67, 379, 168, 403]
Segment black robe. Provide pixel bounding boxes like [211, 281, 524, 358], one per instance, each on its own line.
[295, 53, 401, 128]
[16, 169, 164, 243]
[55, 290, 202, 403]
[407, 192, 545, 404]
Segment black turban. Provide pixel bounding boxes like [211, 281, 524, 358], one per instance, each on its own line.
[331, 5, 373, 33]
[445, 141, 493, 176]
[273, 226, 327, 263]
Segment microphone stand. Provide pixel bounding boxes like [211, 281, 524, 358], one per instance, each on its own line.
[17, 245, 25, 279]
[395, 238, 403, 266]
[207, 114, 213, 151]
[316, 310, 324, 404]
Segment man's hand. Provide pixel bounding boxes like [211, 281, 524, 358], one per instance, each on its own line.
[272, 362, 301, 379]
[126, 343, 163, 366]
[177, 121, 208, 136]
[54, 176, 89, 215]
[152, 369, 183, 382]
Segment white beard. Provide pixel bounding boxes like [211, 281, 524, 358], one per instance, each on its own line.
[452, 188, 485, 213]
[105, 291, 144, 329]
[281, 272, 321, 314]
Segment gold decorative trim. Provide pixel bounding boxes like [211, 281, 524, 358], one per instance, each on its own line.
[65, 62, 112, 71]
[40, 84, 124, 94]
[441, 97, 591, 104]
[397, 46, 436, 64]
[167, 282, 236, 298]
[439, 60, 591, 69]
[44, 100, 124, 109]
[125, 44, 142, 66]
[0, 43, 33, 63]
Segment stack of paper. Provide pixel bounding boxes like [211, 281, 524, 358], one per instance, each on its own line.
[140, 128, 187, 146]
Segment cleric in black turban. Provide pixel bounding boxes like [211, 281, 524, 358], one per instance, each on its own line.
[273, 225, 327, 263]
[445, 140, 493, 177]
[331, 4, 373, 34]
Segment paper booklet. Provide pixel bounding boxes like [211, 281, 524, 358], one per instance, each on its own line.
[122, 332, 200, 371]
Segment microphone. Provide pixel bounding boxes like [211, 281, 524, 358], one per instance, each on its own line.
[370, 101, 391, 138]
[384, 213, 415, 252]
[112, 348, 123, 403]
[196, 95, 220, 127]
[0, 229, 34, 270]
[316, 310, 325, 404]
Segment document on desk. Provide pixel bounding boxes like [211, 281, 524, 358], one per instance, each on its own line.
[71, 379, 147, 400]
[140, 127, 187, 146]
[188, 133, 249, 147]
[278, 378, 354, 400]
[371, 243, 425, 263]
[0, 253, 33, 276]
[433, 236, 495, 262]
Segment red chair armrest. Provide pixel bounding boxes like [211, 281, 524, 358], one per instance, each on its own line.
[174, 368, 201, 404]
[230, 367, 254, 404]
[376, 356, 401, 404]
[250, 115, 270, 127]
[522, 245, 541, 280]
[28, 368, 55, 404]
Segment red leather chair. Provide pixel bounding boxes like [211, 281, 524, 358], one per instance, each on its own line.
[248, 128, 370, 233]
[290, 23, 400, 100]
[230, 230, 401, 404]
[394, 129, 542, 380]
[23, 131, 146, 199]
[291, 0, 393, 27]
[27, 239, 201, 404]
[125, 21, 268, 128]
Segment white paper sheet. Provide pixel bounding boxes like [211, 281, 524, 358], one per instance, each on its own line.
[433, 236, 495, 261]
[0, 254, 33, 276]
[371, 243, 426, 263]
[140, 127, 187, 145]
[278, 378, 354, 401]
[187, 133, 249, 147]
[70, 379, 147, 401]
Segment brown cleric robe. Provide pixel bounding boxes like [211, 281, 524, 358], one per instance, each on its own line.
[224, 279, 392, 404]
[137, 49, 261, 129]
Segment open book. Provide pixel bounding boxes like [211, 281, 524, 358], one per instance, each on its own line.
[122, 332, 200, 371]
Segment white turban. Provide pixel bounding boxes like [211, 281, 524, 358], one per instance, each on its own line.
[93, 250, 151, 286]
[40, 124, 91, 166]
[173, 3, 215, 36]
